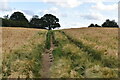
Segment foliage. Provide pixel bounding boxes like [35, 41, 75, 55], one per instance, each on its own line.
[88, 19, 119, 28]
[102, 19, 119, 28]
[2, 12, 61, 30]
[88, 23, 95, 27]
[10, 12, 28, 23]
[40, 14, 61, 30]
[2, 12, 29, 27]
[29, 15, 46, 29]
[88, 24, 101, 27]
[2, 19, 29, 27]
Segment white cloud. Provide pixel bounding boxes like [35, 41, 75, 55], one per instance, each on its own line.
[69, 22, 86, 28]
[84, 0, 119, 2]
[38, 7, 68, 18]
[39, 0, 119, 8]
[59, 21, 87, 29]
[92, 2, 117, 11]
[7, 0, 119, 2]
[38, 7, 58, 16]
[80, 12, 106, 21]
[0, 0, 12, 11]
[1, 0, 119, 9]
[22, 10, 34, 16]
[41, 0, 82, 8]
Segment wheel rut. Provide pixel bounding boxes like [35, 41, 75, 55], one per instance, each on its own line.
[41, 34, 54, 78]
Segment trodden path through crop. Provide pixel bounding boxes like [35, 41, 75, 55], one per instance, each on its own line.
[41, 33, 54, 78]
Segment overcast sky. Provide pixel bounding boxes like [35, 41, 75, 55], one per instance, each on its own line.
[0, 0, 119, 29]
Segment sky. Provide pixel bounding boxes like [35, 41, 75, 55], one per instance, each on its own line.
[0, 0, 119, 29]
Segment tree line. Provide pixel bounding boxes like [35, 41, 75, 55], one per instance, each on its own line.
[1, 11, 61, 30]
[1, 11, 119, 29]
[88, 19, 119, 28]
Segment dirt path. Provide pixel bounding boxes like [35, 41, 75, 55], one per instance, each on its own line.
[41, 35, 54, 78]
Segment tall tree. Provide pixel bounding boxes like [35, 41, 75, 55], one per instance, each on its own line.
[40, 14, 61, 30]
[9, 11, 29, 27]
[10, 11, 28, 22]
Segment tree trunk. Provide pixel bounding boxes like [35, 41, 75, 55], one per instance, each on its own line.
[48, 26, 52, 30]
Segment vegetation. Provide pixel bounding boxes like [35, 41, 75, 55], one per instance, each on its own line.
[88, 19, 119, 28]
[29, 15, 46, 29]
[50, 29, 118, 78]
[41, 14, 61, 30]
[45, 30, 53, 49]
[2, 27, 47, 78]
[88, 23, 101, 27]
[63, 28, 118, 56]
[102, 19, 119, 28]
[2, 12, 61, 30]
[1, 27, 119, 78]
[10, 12, 29, 23]
[3, 12, 29, 28]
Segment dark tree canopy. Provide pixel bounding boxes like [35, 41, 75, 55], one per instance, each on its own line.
[6, 11, 29, 27]
[88, 23, 95, 27]
[29, 15, 46, 29]
[41, 14, 60, 30]
[10, 11, 28, 23]
[95, 24, 101, 27]
[88, 19, 119, 28]
[2, 18, 29, 27]
[2, 12, 61, 29]
[102, 19, 119, 28]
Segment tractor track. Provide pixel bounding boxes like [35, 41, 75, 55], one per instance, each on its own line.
[41, 32, 54, 78]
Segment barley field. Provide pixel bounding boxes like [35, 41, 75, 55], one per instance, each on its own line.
[1, 27, 119, 78]
[1, 27, 47, 78]
[50, 28, 119, 78]
[62, 28, 118, 56]
[2, 27, 47, 54]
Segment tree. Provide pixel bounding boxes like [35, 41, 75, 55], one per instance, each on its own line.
[9, 11, 29, 27]
[10, 12, 28, 22]
[29, 15, 46, 29]
[53, 23, 61, 29]
[40, 14, 60, 30]
[95, 24, 101, 27]
[88, 23, 95, 27]
[102, 19, 119, 28]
